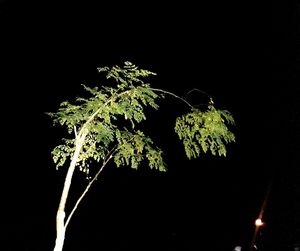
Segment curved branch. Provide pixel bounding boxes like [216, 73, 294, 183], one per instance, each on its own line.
[77, 88, 129, 137]
[150, 88, 194, 108]
[150, 87, 212, 109]
[184, 88, 211, 99]
[184, 88, 213, 107]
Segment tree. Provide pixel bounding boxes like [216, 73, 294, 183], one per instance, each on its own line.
[48, 62, 235, 251]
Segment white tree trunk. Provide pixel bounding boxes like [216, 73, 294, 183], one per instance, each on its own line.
[53, 210, 66, 251]
[53, 132, 87, 251]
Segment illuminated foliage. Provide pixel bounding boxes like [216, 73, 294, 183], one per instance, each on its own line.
[48, 61, 235, 176]
[175, 101, 235, 158]
[49, 61, 236, 251]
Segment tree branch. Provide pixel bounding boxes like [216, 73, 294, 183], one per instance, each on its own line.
[64, 146, 118, 229]
[150, 87, 196, 108]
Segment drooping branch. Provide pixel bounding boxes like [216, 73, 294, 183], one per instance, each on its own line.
[150, 87, 194, 108]
[184, 88, 213, 107]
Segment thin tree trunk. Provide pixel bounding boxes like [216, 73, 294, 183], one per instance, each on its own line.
[53, 131, 87, 251]
[53, 210, 66, 251]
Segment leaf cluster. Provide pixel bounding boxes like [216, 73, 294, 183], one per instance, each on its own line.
[174, 104, 235, 158]
[48, 62, 165, 174]
[114, 129, 166, 171]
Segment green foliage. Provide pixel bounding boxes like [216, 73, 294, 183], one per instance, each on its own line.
[174, 103, 235, 158]
[114, 129, 166, 171]
[48, 62, 165, 175]
[52, 139, 75, 169]
[48, 62, 161, 132]
[48, 61, 235, 178]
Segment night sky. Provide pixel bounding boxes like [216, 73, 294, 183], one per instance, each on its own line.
[1, 1, 299, 251]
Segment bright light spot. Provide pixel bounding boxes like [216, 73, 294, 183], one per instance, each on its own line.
[234, 246, 242, 251]
[255, 218, 264, 226]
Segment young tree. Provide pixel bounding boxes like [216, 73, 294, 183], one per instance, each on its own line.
[48, 62, 235, 251]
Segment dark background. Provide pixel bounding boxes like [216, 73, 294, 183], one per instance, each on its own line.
[1, 1, 299, 250]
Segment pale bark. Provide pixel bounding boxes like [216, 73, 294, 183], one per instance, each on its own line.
[52, 94, 119, 251]
[53, 210, 65, 251]
[53, 131, 87, 251]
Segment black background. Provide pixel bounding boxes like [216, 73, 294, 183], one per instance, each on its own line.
[1, 1, 299, 250]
